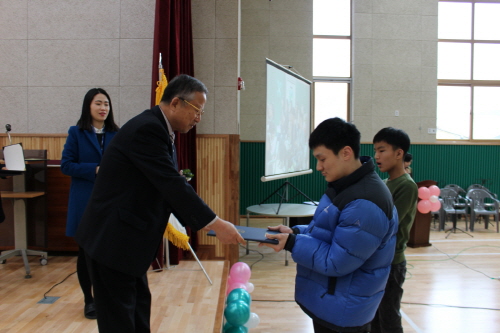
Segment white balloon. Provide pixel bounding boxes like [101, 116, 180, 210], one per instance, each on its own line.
[429, 195, 439, 203]
[244, 312, 260, 329]
[245, 282, 255, 293]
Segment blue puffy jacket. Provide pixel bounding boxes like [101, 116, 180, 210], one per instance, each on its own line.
[285, 157, 398, 331]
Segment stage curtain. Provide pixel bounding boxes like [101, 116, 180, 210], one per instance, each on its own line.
[151, 0, 198, 266]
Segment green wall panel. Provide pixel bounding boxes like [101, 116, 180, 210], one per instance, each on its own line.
[240, 142, 500, 215]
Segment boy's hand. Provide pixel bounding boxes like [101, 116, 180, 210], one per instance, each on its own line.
[267, 224, 293, 234]
[258, 232, 289, 252]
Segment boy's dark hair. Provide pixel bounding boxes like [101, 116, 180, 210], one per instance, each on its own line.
[404, 153, 413, 163]
[309, 118, 360, 158]
[161, 74, 208, 103]
[373, 127, 411, 155]
[77, 88, 119, 132]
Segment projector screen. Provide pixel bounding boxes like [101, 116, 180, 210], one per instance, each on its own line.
[262, 59, 312, 182]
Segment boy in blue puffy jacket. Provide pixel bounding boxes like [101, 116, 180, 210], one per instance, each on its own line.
[261, 118, 398, 333]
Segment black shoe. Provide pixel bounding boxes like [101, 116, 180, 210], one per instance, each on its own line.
[84, 302, 97, 319]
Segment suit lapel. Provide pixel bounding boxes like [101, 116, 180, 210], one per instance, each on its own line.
[152, 106, 178, 170]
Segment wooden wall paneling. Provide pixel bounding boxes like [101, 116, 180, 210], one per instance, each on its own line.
[0, 134, 66, 160]
[196, 135, 240, 265]
[197, 136, 225, 258]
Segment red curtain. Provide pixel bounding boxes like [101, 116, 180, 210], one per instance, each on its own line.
[151, 0, 198, 266]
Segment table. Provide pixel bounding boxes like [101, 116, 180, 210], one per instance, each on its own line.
[0, 182, 48, 278]
[246, 203, 317, 265]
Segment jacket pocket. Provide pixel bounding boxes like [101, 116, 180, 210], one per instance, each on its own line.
[118, 208, 148, 231]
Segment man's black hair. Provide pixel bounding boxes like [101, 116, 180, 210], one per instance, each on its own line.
[309, 117, 360, 158]
[161, 74, 208, 103]
[404, 153, 413, 163]
[373, 127, 411, 155]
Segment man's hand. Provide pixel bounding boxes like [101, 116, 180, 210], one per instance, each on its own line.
[258, 232, 289, 252]
[205, 218, 246, 245]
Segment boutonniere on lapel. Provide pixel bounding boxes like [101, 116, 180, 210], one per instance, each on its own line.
[180, 169, 194, 181]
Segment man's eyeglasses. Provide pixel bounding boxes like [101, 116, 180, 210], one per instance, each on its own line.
[179, 97, 204, 117]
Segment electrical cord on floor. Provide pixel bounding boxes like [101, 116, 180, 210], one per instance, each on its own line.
[43, 271, 77, 299]
[408, 244, 500, 280]
[432, 244, 499, 280]
[405, 262, 414, 280]
[401, 301, 500, 311]
[238, 244, 265, 269]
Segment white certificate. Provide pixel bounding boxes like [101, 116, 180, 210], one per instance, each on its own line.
[3, 143, 25, 171]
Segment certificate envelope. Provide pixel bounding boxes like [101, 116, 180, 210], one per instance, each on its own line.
[2, 143, 25, 171]
[207, 225, 279, 244]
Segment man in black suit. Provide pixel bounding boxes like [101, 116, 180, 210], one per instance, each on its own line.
[76, 74, 245, 332]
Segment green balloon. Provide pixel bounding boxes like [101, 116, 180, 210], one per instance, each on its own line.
[224, 300, 250, 327]
[224, 325, 248, 333]
[226, 288, 251, 305]
[223, 322, 233, 332]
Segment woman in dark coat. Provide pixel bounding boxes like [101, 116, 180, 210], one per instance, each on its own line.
[61, 88, 119, 319]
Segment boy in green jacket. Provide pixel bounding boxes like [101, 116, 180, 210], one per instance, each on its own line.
[372, 127, 418, 333]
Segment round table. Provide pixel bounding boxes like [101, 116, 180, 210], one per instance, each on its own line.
[246, 203, 317, 265]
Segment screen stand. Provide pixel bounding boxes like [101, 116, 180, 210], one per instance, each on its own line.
[260, 181, 317, 214]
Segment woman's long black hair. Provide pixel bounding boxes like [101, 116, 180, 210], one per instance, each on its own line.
[76, 88, 119, 132]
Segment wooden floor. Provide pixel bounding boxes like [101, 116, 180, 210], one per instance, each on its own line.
[1, 217, 500, 333]
[0, 257, 227, 332]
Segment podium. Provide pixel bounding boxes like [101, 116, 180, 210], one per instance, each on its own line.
[0, 150, 48, 278]
[407, 180, 437, 248]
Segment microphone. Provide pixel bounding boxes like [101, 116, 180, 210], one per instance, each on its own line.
[5, 124, 11, 144]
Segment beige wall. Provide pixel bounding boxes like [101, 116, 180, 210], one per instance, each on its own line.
[239, 0, 439, 143]
[240, 0, 313, 141]
[0, 0, 155, 134]
[191, 0, 240, 135]
[0, 0, 439, 142]
[352, 0, 438, 143]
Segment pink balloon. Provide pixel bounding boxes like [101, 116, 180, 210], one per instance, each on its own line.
[230, 262, 252, 283]
[417, 199, 432, 214]
[429, 195, 439, 203]
[418, 187, 431, 200]
[227, 282, 247, 295]
[430, 200, 441, 212]
[429, 185, 440, 197]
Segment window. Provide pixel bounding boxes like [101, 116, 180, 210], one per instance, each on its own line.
[438, 0, 500, 140]
[312, 0, 351, 128]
